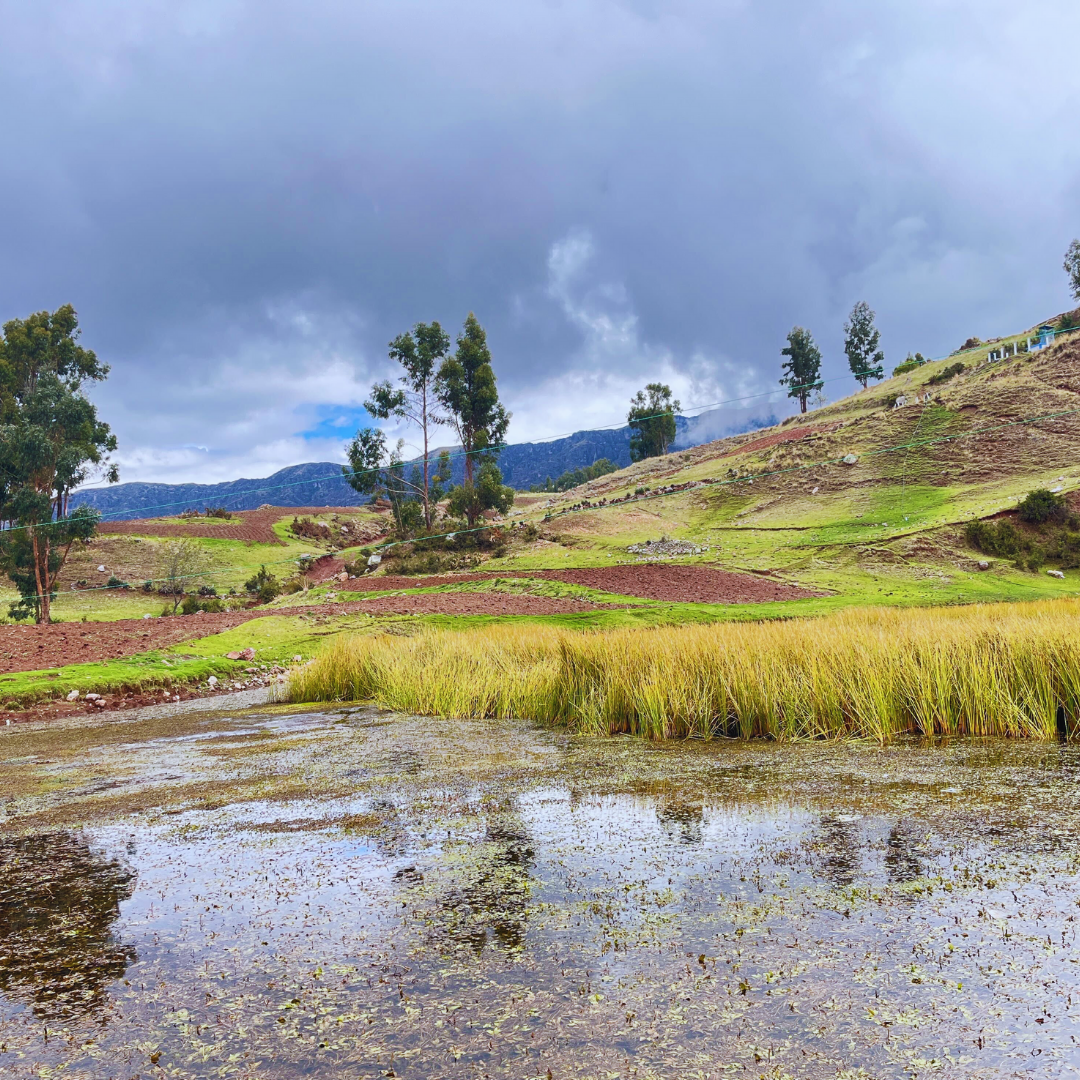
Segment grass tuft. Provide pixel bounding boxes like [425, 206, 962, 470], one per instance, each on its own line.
[281, 599, 1080, 742]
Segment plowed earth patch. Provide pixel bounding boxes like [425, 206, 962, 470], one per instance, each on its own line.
[362, 563, 823, 603]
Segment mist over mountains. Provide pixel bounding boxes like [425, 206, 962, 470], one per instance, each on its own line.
[71, 407, 777, 520]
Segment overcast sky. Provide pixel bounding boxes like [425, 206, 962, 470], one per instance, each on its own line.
[3, 0, 1079, 485]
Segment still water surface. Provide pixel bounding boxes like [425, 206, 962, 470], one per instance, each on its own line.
[2, 697, 1080, 1077]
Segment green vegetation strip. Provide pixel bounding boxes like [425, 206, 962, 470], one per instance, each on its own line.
[283, 598, 1080, 742]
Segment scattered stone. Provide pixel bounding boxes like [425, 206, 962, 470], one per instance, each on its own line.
[338, 572, 349, 582]
[66, 689, 80, 701]
[1047, 569, 1066, 579]
[85, 693, 101, 701]
[207, 675, 218, 686]
[143, 613, 152, 619]
[811, 486, 819, 495]
[92, 698, 107, 708]
[977, 560, 990, 571]
[293, 655, 302, 663]
[226, 651, 242, 660]
[627, 538, 709, 558]
[367, 553, 382, 567]
[841, 454, 859, 465]
[240, 647, 255, 661]
[97, 564, 107, 572]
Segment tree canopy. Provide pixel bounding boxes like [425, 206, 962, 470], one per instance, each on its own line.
[366, 321, 450, 528]
[779, 327, 823, 414]
[1066, 239, 1080, 302]
[843, 301, 884, 388]
[0, 305, 116, 622]
[627, 384, 680, 461]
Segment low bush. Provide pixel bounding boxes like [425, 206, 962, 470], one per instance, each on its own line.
[142, 580, 154, 593]
[927, 361, 965, 385]
[197, 585, 218, 597]
[1017, 488, 1068, 525]
[204, 506, 231, 519]
[106, 575, 129, 590]
[202, 598, 226, 613]
[180, 594, 202, 615]
[892, 352, 927, 377]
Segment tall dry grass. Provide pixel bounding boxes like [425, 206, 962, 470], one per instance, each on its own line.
[281, 599, 1080, 740]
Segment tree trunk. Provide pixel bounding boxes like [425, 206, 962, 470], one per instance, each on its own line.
[31, 528, 50, 624]
[421, 383, 431, 529]
[799, 394, 808, 414]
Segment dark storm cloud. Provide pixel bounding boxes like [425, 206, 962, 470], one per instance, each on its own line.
[1, 0, 1078, 481]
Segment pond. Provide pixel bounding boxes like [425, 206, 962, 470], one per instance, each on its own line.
[2, 696, 1080, 1077]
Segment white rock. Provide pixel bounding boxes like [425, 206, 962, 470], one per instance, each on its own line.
[207, 675, 218, 686]
[841, 454, 859, 465]
[143, 613, 152, 619]
[85, 693, 100, 701]
[977, 560, 990, 570]
[66, 689, 80, 701]
[367, 553, 382, 566]
[1047, 569, 1065, 579]
[293, 655, 302, 662]
[811, 486, 819, 495]
[1051, 485, 1063, 493]
[97, 565, 107, 572]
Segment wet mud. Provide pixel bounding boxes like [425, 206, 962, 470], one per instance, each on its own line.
[2, 703, 1080, 1077]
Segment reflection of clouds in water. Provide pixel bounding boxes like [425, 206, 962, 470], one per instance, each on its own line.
[0, 833, 136, 1023]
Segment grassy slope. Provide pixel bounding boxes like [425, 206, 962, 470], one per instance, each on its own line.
[3, 325, 1079, 703]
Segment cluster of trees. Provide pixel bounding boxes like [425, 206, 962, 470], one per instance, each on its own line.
[779, 301, 885, 414]
[346, 313, 514, 533]
[530, 458, 619, 493]
[0, 306, 117, 623]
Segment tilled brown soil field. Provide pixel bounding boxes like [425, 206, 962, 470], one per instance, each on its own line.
[523, 564, 824, 603]
[342, 593, 606, 617]
[359, 563, 822, 603]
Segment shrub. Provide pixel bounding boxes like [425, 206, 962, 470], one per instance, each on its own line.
[956, 336, 982, 352]
[927, 361, 965, 386]
[892, 352, 927, 377]
[202, 598, 226, 613]
[965, 519, 1029, 558]
[142, 580, 154, 593]
[180, 594, 202, 615]
[257, 580, 280, 604]
[1017, 489, 1068, 525]
[197, 584, 218, 597]
[204, 506, 231, 519]
[106, 575, 129, 590]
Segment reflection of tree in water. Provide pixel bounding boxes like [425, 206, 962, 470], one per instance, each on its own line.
[884, 821, 924, 884]
[656, 799, 704, 846]
[0, 832, 136, 1022]
[425, 802, 535, 956]
[809, 815, 861, 888]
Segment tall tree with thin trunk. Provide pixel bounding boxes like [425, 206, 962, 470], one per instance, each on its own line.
[843, 301, 884, 389]
[779, 326, 823, 414]
[627, 383, 681, 461]
[365, 322, 449, 529]
[435, 314, 511, 526]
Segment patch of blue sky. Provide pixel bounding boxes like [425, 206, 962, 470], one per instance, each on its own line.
[301, 404, 373, 441]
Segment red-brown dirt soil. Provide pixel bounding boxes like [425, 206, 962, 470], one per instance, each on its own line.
[358, 563, 822, 603]
[98, 507, 389, 545]
[342, 593, 605, 617]
[0, 593, 609, 678]
[522, 564, 824, 603]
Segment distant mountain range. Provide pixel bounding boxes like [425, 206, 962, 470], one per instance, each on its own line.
[71, 407, 778, 520]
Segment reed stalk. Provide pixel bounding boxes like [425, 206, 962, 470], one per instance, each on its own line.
[280, 599, 1080, 741]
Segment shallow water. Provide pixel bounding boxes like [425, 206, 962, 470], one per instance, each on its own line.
[2, 702, 1080, 1078]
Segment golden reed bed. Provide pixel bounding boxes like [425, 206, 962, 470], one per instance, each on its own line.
[281, 599, 1080, 741]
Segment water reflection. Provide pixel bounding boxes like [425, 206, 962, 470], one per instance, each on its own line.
[884, 821, 925, 883]
[0, 832, 136, 1022]
[656, 798, 704, 845]
[809, 814, 861, 887]
[429, 801, 535, 955]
